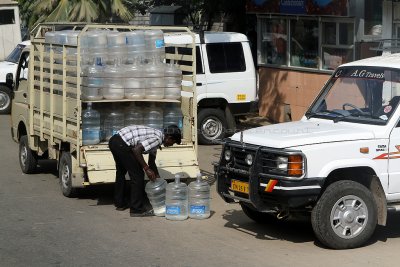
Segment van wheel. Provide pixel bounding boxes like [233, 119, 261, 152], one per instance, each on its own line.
[311, 180, 377, 249]
[198, 108, 227, 145]
[240, 202, 278, 224]
[19, 135, 37, 174]
[59, 151, 77, 198]
[0, 85, 12, 114]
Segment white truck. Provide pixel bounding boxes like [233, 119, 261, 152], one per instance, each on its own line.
[215, 54, 400, 249]
[165, 32, 258, 144]
[9, 23, 199, 197]
[0, 40, 30, 114]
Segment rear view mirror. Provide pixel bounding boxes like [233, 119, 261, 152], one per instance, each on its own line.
[6, 73, 14, 88]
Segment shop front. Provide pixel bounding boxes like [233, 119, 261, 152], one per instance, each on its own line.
[248, 0, 391, 121]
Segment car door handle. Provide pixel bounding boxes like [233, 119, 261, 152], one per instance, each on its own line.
[196, 82, 203, 86]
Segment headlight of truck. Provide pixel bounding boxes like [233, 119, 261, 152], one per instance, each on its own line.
[245, 154, 253, 166]
[224, 149, 232, 161]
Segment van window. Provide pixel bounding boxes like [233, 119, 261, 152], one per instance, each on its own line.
[206, 43, 246, 73]
[196, 46, 204, 74]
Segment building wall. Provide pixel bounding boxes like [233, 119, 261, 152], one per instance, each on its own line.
[258, 67, 330, 122]
[0, 4, 21, 61]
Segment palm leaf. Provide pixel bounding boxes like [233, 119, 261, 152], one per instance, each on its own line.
[45, 0, 71, 22]
[70, 0, 99, 22]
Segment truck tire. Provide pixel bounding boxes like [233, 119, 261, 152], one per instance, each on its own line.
[0, 85, 12, 114]
[19, 135, 37, 174]
[59, 151, 77, 198]
[311, 180, 377, 249]
[240, 202, 278, 224]
[198, 108, 227, 145]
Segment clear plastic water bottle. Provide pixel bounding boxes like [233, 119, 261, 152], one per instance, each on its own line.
[166, 174, 188, 220]
[82, 102, 101, 145]
[144, 30, 165, 63]
[124, 102, 144, 127]
[86, 30, 107, 64]
[126, 30, 145, 64]
[164, 63, 182, 100]
[104, 103, 124, 140]
[124, 59, 145, 99]
[144, 58, 165, 99]
[106, 31, 126, 65]
[143, 103, 163, 130]
[102, 59, 125, 100]
[81, 58, 104, 101]
[163, 103, 183, 131]
[145, 178, 167, 217]
[188, 173, 211, 219]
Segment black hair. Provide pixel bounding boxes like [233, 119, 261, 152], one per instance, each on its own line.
[164, 125, 181, 144]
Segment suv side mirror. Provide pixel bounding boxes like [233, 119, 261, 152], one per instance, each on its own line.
[6, 73, 14, 88]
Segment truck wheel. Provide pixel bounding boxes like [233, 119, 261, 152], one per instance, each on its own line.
[19, 135, 37, 174]
[198, 108, 227, 145]
[240, 202, 278, 224]
[59, 151, 77, 198]
[0, 85, 12, 114]
[311, 180, 377, 249]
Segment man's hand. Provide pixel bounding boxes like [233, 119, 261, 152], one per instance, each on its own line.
[145, 168, 157, 181]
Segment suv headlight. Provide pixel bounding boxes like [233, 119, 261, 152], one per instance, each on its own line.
[224, 149, 232, 161]
[245, 154, 253, 166]
[276, 155, 304, 177]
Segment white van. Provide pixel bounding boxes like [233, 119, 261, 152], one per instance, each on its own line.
[165, 32, 258, 144]
[0, 40, 30, 114]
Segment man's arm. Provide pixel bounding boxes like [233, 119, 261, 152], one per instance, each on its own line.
[132, 144, 156, 181]
[148, 153, 159, 178]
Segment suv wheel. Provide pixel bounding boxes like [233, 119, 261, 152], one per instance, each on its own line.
[311, 180, 377, 249]
[0, 85, 12, 114]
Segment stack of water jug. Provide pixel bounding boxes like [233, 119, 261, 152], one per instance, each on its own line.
[43, 28, 184, 145]
[82, 102, 183, 145]
[145, 173, 211, 220]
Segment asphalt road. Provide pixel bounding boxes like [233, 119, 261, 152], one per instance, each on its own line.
[2, 114, 400, 267]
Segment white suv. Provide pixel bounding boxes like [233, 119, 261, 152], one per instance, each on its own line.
[0, 40, 30, 114]
[216, 54, 400, 249]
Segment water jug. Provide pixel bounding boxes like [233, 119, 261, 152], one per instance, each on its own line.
[164, 64, 182, 100]
[85, 30, 107, 64]
[104, 103, 124, 140]
[124, 102, 144, 127]
[143, 103, 163, 130]
[81, 58, 104, 101]
[165, 174, 188, 220]
[106, 31, 126, 65]
[124, 59, 145, 99]
[145, 178, 167, 216]
[188, 173, 211, 219]
[82, 102, 101, 145]
[163, 103, 183, 130]
[126, 30, 145, 64]
[144, 30, 165, 63]
[102, 59, 125, 100]
[144, 58, 165, 100]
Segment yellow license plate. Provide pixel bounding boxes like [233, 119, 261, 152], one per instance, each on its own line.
[231, 180, 249, 194]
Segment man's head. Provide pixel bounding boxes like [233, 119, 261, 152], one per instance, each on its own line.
[163, 125, 182, 147]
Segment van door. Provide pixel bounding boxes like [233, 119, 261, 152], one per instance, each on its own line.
[196, 45, 207, 100]
[202, 42, 256, 109]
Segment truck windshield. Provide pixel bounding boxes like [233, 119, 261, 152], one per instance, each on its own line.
[5, 44, 26, 63]
[306, 67, 400, 125]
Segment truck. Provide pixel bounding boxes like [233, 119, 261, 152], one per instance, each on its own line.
[9, 23, 199, 197]
[215, 54, 400, 249]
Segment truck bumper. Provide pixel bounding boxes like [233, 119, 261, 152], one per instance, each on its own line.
[215, 149, 324, 212]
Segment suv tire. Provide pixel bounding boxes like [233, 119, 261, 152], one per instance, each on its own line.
[311, 180, 377, 249]
[0, 85, 12, 114]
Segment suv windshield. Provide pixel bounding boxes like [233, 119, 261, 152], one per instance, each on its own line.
[306, 66, 400, 125]
[5, 44, 25, 63]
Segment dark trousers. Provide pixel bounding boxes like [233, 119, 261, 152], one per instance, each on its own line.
[108, 134, 146, 212]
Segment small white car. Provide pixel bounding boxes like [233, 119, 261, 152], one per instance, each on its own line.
[216, 54, 400, 249]
[0, 40, 30, 114]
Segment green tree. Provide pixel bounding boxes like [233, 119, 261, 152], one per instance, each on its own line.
[19, 0, 141, 30]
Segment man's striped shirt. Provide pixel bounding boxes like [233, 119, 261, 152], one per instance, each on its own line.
[117, 125, 163, 154]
